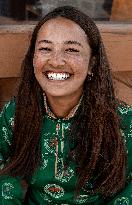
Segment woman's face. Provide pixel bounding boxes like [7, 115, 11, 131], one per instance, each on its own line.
[33, 17, 91, 99]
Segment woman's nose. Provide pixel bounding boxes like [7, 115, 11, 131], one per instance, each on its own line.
[47, 51, 66, 67]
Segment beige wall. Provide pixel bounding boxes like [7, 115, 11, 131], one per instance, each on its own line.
[0, 23, 132, 110]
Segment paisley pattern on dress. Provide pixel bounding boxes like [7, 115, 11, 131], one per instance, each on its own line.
[75, 194, 99, 204]
[114, 197, 129, 205]
[44, 184, 64, 199]
[40, 192, 52, 203]
[55, 166, 74, 183]
[8, 117, 14, 127]
[118, 104, 132, 114]
[2, 183, 14, 200]
[40, 154, 48, 170]
[2, 127, 11, 145]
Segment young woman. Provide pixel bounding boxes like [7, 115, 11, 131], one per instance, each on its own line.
[0, 6, 131, 205]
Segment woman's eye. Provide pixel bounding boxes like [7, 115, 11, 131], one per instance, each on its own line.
[38, 47, 51, 51]
[65, 48, 79, 53]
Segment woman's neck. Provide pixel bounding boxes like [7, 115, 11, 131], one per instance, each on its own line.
[45, 92, 82, 118]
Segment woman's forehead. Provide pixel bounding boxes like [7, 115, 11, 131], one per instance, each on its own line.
[36, 17, 88, 44]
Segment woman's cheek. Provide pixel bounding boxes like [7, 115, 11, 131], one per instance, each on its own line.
[33, 56, 44, 71]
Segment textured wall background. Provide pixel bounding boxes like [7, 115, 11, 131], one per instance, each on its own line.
[40, 0, 113, 20]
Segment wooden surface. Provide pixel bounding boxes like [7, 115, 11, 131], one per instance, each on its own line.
[111, 0, 132, 21]
[0, 77, 20, 109]
[112, 71, 132, 105]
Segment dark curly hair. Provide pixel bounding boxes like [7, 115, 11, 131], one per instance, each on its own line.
[1, 6, 127, 199]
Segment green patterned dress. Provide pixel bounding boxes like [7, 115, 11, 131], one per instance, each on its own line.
[0, 99, 132, 205]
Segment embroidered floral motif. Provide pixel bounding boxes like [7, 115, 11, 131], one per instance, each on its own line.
[63, 123, 71, 131]
[44, 184, 64, 199]
[4, 101, 11, 110]
[118, 105, 132, 115]
[44, 139, 56, 154]
[114, 197, 129, 205]
[40, 192, 52, 203]
[50, 138, 58, 147]
[2, 127, 11, 145]
[55, 166, 74, 183]
[75, 194, 99, 204]
[2, 183, 14, 199]
[128, 122, 132, 138]
[0, 101, 12, 118]
[40, 154, 48, 170]
[9, 117, 14, 127]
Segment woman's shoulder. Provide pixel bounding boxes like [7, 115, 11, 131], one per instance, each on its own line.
[0, 98, 16, 144]
[0, 99, 16, 157]
[0, 98, 16, 122]
[118, 102, 132, 116]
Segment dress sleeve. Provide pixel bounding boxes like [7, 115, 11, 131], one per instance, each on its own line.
[107, 104, 132, 205]
[0, 100, 25, 205]
[107, 183, 132, 205]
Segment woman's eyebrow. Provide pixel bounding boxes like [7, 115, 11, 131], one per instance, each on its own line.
[64, 40, 83, 47]
[38, 39, 52, 44]
[37, 39, 83, 47]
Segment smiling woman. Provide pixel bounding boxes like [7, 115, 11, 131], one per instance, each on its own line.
[0, 6, 132, 205]
[33, 17, 91, 117]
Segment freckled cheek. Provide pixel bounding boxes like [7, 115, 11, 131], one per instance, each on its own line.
[33, 55, 47, 71]
[71, 57, 89, 73]
[81, 57, 90, 71]
[70, 56, 83, 65]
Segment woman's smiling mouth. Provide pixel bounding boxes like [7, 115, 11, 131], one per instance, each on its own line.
[44, 71, 71, 81]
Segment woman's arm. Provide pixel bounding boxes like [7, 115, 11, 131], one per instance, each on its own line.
[0, 100, 26, 205]
[108, 104, 132, 205]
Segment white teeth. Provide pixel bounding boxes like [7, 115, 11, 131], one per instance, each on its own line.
[47, 72, 70, 80]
